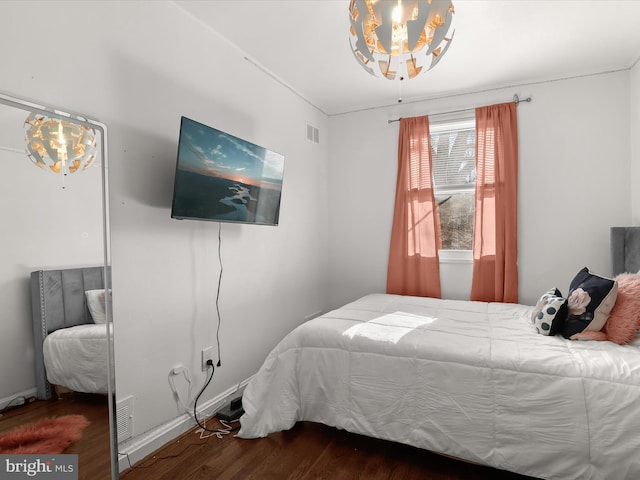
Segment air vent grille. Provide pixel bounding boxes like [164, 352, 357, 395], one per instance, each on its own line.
[306, 123, 319, 144]
[116, 395, 134, 442]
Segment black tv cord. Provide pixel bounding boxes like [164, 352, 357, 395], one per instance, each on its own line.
[192, 361, 220, 433]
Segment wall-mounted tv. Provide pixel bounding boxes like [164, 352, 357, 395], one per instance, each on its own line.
[171, 116, 285, 226]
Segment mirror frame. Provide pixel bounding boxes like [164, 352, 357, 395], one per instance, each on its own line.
[0, 91, 117, 479]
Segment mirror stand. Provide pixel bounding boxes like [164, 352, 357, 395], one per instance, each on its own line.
[0, 91, 117, 480]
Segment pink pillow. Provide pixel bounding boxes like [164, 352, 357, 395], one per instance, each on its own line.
[603, 273, 640, 344]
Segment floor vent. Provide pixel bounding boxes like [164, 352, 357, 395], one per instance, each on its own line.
[306, 122, 319, 144]
[116, 395, 134, 442]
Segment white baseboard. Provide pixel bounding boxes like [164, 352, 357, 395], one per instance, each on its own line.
[0, 388, 37, 411]
[117, 376, 253, 473]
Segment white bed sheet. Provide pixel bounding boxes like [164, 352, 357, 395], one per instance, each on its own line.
[238, 293, 640, 480]
[43, 324, 108, 395]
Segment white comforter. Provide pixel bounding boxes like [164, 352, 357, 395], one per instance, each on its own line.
[43, 324, 109, 395]
[238, 294, 640, 480]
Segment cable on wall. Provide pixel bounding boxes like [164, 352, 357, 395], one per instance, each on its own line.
[215, 222, 223, 367]
[168, 367, 192, 414]
[191, 362, 238, 437]
[193, 362, 216, 433]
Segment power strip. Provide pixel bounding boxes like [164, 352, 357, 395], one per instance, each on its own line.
[216, 396, 244, 422]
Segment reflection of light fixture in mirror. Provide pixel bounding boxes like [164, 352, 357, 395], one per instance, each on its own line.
[24, 112, 97, 181]
[349, 0, 455, 81]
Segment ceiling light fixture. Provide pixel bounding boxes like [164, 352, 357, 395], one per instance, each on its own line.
[349, 0, 455, 81]
[24, 112, 97, 179]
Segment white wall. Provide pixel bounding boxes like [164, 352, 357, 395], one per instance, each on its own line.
[328, 71, 632, 308]
[0, 0, 329, 455]
[631, 60, 640, 223]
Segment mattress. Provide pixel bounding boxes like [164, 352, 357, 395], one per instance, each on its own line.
[238, 293, 640, 480]
[42, 324, 109, 395]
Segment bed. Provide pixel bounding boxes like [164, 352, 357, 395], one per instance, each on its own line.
[238, 227, 640, 480]
[30, 266, 111, 400]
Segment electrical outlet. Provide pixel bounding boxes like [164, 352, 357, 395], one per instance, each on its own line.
[201, 346, 214, 371]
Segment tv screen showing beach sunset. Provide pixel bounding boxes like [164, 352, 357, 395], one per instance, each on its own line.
[171, 117, 285, 225]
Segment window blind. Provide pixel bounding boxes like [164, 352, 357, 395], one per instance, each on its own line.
[431, 126, 476, 191]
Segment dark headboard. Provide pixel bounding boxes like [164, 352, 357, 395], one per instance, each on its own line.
[30, 266, 107, 400]
[611, 227, 640, 276]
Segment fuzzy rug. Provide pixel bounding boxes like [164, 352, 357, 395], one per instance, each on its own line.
[0, 415, 89, 454]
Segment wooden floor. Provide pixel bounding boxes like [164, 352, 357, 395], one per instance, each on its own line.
[120, 420, 540, 480]
[0, 392, 113, 480]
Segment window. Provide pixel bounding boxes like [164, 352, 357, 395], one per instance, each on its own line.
[430, 118, 476, 251]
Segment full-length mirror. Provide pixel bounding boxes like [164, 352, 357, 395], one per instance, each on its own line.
[0, 92, 117, 480]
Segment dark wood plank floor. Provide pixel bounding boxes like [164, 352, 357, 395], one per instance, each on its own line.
[0, 392, 112, 480]
[120, 420, 540, 480]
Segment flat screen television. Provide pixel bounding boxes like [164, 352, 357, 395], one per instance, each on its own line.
[171, 116, 285, 225]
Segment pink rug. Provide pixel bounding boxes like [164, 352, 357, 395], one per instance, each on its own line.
[0, 415, 89, 454]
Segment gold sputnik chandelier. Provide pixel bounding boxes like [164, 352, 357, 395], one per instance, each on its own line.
[25, 112, 97, 177]
[349, 0, 455, 81]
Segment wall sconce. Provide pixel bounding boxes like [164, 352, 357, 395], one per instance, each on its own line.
[24, 112, 97, 178]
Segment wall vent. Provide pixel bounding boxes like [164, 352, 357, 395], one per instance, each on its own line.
[306, 123, 319, 144]
[116, 395, 134, 442]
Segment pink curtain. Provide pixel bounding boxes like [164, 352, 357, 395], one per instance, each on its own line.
[470, 102, 518, 303]
[387, 116, 442, 298]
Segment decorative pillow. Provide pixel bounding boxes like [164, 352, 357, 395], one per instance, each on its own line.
[85, 289, 112, 324]
[562, 268, 618, 339]
[602, 273, 640, 344]
[531, 288, 568, 335]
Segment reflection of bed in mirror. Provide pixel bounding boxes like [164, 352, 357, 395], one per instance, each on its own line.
[31, 266, 111, 400]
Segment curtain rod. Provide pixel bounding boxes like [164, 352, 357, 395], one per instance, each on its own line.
[387, 94, 532, 124]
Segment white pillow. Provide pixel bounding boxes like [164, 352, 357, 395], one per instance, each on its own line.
[85, 289, 112, 324]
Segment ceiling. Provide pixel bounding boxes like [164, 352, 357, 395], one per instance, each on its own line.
[173, 0, 640, 116]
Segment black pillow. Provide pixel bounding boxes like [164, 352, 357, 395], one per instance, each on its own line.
[561, 267, 618, 339]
